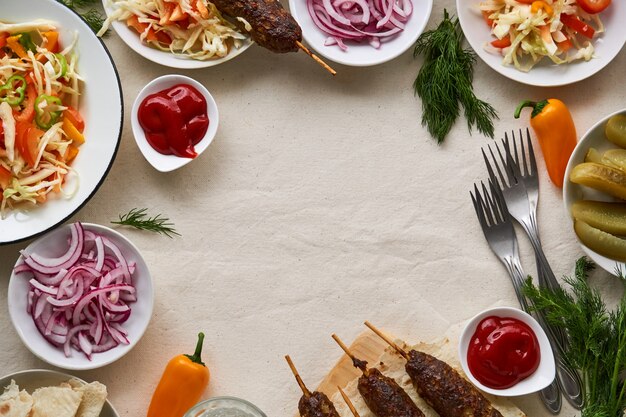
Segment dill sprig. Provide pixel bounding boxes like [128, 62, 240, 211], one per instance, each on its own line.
[56, 0, 107, 34]
[413, 10, 497, 144]
[524, 257, 626, 417]
[112, 208, 181, 238]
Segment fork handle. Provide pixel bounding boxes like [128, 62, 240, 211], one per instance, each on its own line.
[519, 214, 561, 291]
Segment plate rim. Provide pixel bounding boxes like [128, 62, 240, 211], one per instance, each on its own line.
[0, 0, 124, 246]
[0, 368, 120, 417]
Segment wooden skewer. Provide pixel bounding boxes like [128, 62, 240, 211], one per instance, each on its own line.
[364, 321, 409, 361]
[296, 41, 337, 76]
[331, 333, 370, 374]
[285, 355, 311, 397]
[338, 386, 361, 417]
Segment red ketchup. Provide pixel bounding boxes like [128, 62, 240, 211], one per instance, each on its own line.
[138, 84, 209, 159]
[467, 316, 540, 389]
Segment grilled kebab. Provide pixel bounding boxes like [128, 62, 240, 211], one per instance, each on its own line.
[286, 355, 341, 417]
[332, 334, 425, 417]
[364, 322, 504, 417]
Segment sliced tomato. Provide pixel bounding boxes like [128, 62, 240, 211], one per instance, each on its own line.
[14, 83, 37, 123]
[491, 37, 512, 48]
[557, 38, 573, 52]
[16, 122, 41, 167]
[127, 15, 149, 35]
[560, 13, 595, 38]
[0, 166, 11, 190]
[577, 0, 611, 14]
[0, 32, 8, 49]
[63, 106, 85, 133]
[481, 11, 494, 27]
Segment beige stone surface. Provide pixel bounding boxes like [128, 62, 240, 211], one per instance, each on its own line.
[1, 1, 625, 416]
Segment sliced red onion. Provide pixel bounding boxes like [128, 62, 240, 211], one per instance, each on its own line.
[308, 0, 412, 50]
[14, 222, 138, 360]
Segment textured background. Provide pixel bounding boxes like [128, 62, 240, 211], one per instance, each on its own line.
[1, 0, 625, 416]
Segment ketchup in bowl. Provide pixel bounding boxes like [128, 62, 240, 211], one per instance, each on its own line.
[467, 316, 540, 389]
[138, 84, 209, 159]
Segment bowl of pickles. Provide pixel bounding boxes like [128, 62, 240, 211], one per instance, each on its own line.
[564, 110, 626, 274]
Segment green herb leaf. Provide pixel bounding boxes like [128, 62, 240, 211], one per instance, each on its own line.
[524, 257, 626, 417]
[413, 9, 497, 144]
[56, 0, 107, 34]
[112, 208, 180, 238]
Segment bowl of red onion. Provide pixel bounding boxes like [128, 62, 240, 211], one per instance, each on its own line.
[289, 0, 432, 66]
[8, 222, 154, 370]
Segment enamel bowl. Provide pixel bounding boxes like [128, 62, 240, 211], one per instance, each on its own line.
[459, 307, 555, 396]
[131, 74, 219, 172]
[8, 223, 154, 371]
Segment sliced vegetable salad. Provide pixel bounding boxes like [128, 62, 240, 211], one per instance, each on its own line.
[99, 0, 248, 60]
[479, 0, 611, 72]
[0, 19, 85, 217]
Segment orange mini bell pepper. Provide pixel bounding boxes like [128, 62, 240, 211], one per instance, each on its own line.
[514, 99, 577, 188]
[147, 333, 210, 417]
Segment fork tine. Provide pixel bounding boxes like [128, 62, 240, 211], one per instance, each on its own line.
[495, 141, 517, 186]
[470, 185, 487, 228]
[479, 182, 496, 226]
[518, 129, 530, 177]
[486, 145, 509, 188]
[482, 148, 503, 189]
[481, 181, 501, 224]
[490, 180, 509, 222]
[526, 128, 537, 176]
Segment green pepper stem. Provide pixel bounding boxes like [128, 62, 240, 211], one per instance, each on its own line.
[514, 100, 537, 119]
[184, 332, 206, 367]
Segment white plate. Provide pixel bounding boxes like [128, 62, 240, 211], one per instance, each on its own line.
[289, 0, 433, 66]
[0, 369, 120, 417]
[102, 0, 253, 69]
[0, 0, 123, 245]
[131, 75, 219, 172]
[457, 2, 626, 87]
[563, 109, 626, 275]
[459, 307, 555, 397]
[8, 223, 154, 371]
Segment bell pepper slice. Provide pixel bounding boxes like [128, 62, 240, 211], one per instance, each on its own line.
[55, 53, 68, 77]
[491, 37, 512, 48]
[41, 31, 59, 53]
[560, 14, 595, 39]
[6, 35, 28, 59]
[0, 32, 8, 49]
[62, 116, 85, 145]
[63, 106, 84, 133]
[18, 33, 37, 53]
[0, 75, 27, 106]
[14, 83, 37, 124]
[0, 165, 11, 190]
[34, 94, 63, 130]
[16, 121, 42, 167]
[65, 144, 80, 163]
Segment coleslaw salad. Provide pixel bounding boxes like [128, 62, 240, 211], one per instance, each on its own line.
[0, 19, 85, 218]
[99, 0, 249, 60]
[479, 0, 609, 72]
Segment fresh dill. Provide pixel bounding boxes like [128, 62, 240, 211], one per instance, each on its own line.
[524, 257, 626, 417]
[56, 0, 107, 34]
[413, 10, 497, 144]
[112, 208, 181, 238]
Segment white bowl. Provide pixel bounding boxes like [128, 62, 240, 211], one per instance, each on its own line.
[458, 307, 555, 397]
[456, 1, 626, 87]
[289, 0, 433, 66]
[131, 75, 219, 172]
[563, 109, 626, 275]
[0, 369, 120, 417]
[8, 223, 154, 371]
[0, 0, 123, 245]
[102, 0, 253, 69]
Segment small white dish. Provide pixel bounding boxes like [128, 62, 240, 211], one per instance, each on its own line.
[0, 369, 120, 417]
[101, 0, 253, 69]
[8, 223, 154, 371]
[132, 75, 219, 172]
[458, 307, 555, 397]
[184, 397, 267, 417]
[289, 0, 433, 66]
[563, 109, 626, 275]
[456, 1, 626, 87]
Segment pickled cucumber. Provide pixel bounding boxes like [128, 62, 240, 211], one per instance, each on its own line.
[571, 200, 626, 235]
[606, 114, 626, 148]
[574, 220, 626, 262]
[584, 148, 603, 164]
[570, 162, 626, 200]
[602, 149, 626, 172]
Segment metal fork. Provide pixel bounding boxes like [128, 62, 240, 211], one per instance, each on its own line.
[482, 132, 584, 409]
[471, 181, 561, 414]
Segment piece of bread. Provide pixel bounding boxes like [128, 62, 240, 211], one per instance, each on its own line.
[331, 337, 527, 417]
[0, 380, 33, 417]
[68, 379, 107, 417]
[30, 386, 83, 417]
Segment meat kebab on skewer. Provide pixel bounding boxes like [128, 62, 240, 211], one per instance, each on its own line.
[331, 334, 425, 417]
[364, 322, 504, 417]
[285, 355, 341, 417]
[209, 0, 336, 75]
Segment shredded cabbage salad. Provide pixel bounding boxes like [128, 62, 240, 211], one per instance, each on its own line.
[479, 0, 606, 72]
[99, 0, 249, 60]
[0, 20, 84, 218]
